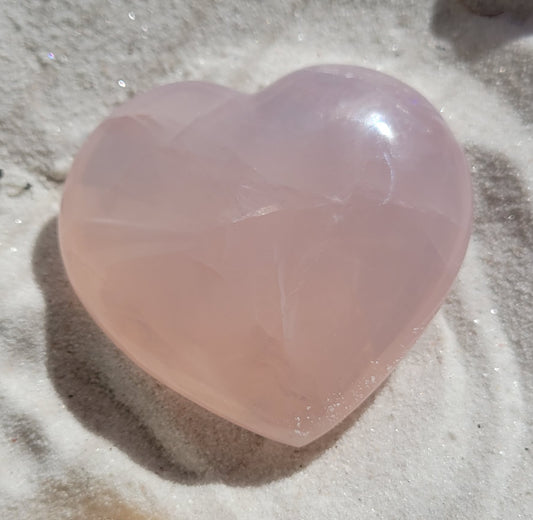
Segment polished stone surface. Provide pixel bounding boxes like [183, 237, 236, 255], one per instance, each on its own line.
[59, 65, 472, 446]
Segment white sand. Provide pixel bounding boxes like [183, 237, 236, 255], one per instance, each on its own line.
[1, 1, 532, 518]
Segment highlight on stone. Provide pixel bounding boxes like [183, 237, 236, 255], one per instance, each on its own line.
[58, 65, 472, 446]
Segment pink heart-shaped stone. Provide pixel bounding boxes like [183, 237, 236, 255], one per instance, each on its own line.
[59, 65, 472, 446]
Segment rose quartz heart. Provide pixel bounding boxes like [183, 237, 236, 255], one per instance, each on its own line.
[59, 65, 472, 446]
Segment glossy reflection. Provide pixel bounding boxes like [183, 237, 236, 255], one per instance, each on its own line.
[59, 66, 472, 446]
[365, 112, 394, 141]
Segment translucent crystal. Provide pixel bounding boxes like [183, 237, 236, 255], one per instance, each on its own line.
[59, 66, 472, 446]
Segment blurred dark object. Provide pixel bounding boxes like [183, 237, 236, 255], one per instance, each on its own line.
[460, 0, 532, 16]
[432, 0, 533, 61]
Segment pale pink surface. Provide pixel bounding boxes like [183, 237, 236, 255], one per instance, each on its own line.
[58, 65, 472, 447]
